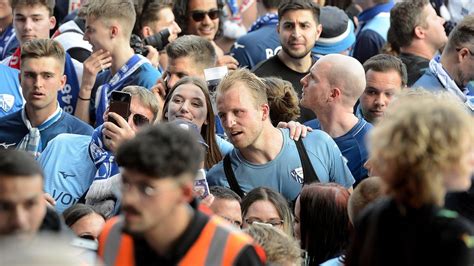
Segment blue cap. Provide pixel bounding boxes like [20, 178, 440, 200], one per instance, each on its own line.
[312, 6, 356, 55]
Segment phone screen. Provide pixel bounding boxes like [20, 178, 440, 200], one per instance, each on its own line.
[109, 91, 131, 126]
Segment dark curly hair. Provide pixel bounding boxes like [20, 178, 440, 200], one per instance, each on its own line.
[173, 0, 225, 40]
[116, 123, 205, 178]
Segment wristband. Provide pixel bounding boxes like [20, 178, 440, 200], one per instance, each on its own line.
[78, 95, 91, 101]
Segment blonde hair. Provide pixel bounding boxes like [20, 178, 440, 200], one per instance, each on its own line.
[21, 39, 65, 72]
[369, 92, 474, 207]
[217, 68, 268, 108]
[244, 223, 302, 266]
[83, 0, 136, 38]
[122, 86, 160, 122]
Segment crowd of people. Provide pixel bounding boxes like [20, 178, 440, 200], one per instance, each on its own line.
[0, 0, 473, 265]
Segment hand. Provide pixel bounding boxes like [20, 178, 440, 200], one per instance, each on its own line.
[145, 45, 160, 68]
[277, 121, 313, 141]
[82, 49, 112, 90]
[200, 193, 215, 207]
[44, 193, 56, 207]
[103, 112, 136, 152]
[216, 55, 239, 70]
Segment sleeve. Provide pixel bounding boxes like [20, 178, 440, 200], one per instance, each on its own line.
[233, 245, 266, 266]
[352, 30, 386, 64]
[439, 218, 474, 266]
[318, 132, 355, 188]
[206, 162, 228, 187]
[230, 41, 253, 69]
[216, 135, 234, 156]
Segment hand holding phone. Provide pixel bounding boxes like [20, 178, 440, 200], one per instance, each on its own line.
[194, 169, 210, 199]
[108, 91, 131, 126]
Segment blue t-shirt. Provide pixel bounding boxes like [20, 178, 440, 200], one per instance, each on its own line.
[89, 62, 161, 124]
[39, 133, 96, 212]
[230, 23, 281, 69]
[207, 128, 354, 201]
[216, 135, 233, 156]
[0, 64, 22, 117]
[305, 118, 372, 185]
[0, 109, 93, 150]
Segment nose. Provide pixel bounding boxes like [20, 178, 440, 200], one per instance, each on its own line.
[179, 100, 190, 113]
[300, 74, 308, 87]
[167, 75, 179, 89]
[83, 33, 89, 42]
[222, 113, 236, 129]
[173, 21, 182, 34]
[33, 76, 44, 88]
[10, 207, 29, 234]
[374, 94, 387, 107]
[121, 183, 140, 206]
[23, 18, 33, 31]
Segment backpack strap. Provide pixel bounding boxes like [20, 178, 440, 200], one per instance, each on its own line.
[223, 154, 245, 198]
[294, 139, 320, 184]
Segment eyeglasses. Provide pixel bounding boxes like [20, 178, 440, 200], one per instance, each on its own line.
[189, 9, 220, 22]
[132, 113, 150, 127]
[219, 215, 242, 227]
[244, 217, 284, 227]
[456, 47, 474, 57]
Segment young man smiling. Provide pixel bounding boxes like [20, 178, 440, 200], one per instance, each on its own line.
[252, 0, 322, 122]
[75, 0, 160, 126]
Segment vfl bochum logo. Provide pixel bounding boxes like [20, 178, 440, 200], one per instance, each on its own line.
[59, 171, 76, 179]
[0, 94, 15, 112]
[290, 167, 304, 184]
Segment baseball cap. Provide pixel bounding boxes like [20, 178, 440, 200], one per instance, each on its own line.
[313, 6, 356, 55]
[171, 119, 209, 149]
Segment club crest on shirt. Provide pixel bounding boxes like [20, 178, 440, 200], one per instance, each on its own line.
[291, 167, 304, 184]
[0, 94, 15, 112]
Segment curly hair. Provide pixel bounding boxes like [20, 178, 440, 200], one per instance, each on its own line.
[369, 92, 474, 207]
[172, 0, 224, 40]
[244, 223, 302, 265]
[262, 77, 300, 126]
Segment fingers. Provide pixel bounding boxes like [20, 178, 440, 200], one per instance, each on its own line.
[217, 55, 239, 70]
[105, 113, 130, 131]
[85, 49, 112, 74]
[44, 193, 56, 207]
[145, 45, 160, 68]
[151, 81, 167, 100]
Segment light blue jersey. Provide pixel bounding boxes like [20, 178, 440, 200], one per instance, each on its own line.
[39, 134, 96, 213]
[207, 128, 354, 201]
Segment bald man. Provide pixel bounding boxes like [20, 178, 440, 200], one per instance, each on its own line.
[301, 54, 372, 185]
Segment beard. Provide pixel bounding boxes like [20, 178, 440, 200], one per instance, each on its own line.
[281, 44, 311, 60]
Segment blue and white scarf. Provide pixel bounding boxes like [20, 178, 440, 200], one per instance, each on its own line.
[17, 106, 63, 158]
[88, 125, 119, 181]
[429, 56, 474, 112]
[357, 1, 394, 34]
[57, 53, 80, 115]
[249, 13, 279, 33]
[95, 54, 148, 125]
[0, 25, 16, 59]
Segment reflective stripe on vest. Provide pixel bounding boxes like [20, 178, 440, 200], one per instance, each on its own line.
[179, 216, 252, 265]
[99, 215, 261, 266]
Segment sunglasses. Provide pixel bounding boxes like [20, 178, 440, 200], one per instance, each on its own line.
[189, 9, 220, 22]
[132, 113, 151, 127]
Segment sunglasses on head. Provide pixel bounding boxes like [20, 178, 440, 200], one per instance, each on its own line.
[132, 113, 150, 127]
[189, 9, 220, 22]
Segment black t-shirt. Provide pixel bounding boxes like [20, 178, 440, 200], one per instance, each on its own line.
[252, 54, 317, 123]
[133, 203, 264, 266]
[345, 197, 474, 266]
[399, 52, 430, 87]
[445, 179, 474, 223]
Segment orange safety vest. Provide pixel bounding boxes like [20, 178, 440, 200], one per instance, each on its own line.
[98, 215, 266, 266]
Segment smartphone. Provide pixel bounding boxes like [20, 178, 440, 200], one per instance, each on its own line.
[109, 91, 131, 126]
[194, 169, 210, 199]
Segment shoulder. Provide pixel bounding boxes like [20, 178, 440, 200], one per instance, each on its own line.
[61, 112, 94, 135]
[413, 70, 441, 90]
[0, 109, 22, 124]
[251, 56, 278, 75]
[131, 63, 161, 87]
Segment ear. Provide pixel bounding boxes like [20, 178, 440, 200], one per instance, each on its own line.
[141, 26, 152, 38]
[413, 25, 425, 39]
[315, 24, 323, 39]
[110, 25, 119, 38]
[49, 16, 56, 30]
[58, 74, 67, 92]
[180, 180, 195, 203]
[261, 103, 270, 121]
[329, 87, 341, 102]
[457, 47, 470, 62]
